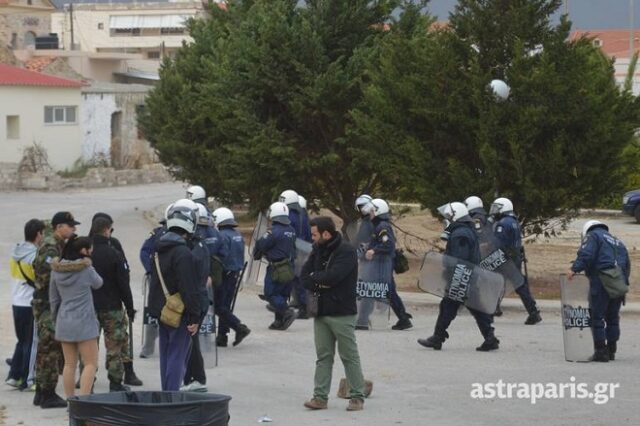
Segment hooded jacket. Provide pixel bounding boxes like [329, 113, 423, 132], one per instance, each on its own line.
[9, 241, 38, 307]
[148, 231, 201, 326]
[49, 257, 103, 342]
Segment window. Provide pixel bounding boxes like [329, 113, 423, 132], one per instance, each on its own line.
[98, 23, 104, 30]
[147, 51, 160, 59]
[593, 39, 603, 47]
[6, 116, 19, 139]
[44, 106, 78, 124]
[160, 27, 185, 35]
[136, 105, 145, 139]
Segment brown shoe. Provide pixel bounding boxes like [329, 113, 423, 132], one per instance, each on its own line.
[337, 378, 373, 399]
[346, 398, 364, 411]
[304, 398, 328, 410]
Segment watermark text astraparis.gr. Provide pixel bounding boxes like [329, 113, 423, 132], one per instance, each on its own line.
[470, 377, 619, 404]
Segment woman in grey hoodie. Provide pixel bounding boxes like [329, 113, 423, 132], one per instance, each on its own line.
[49, 236, 103, 398]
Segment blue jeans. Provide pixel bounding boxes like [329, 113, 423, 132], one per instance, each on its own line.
[159, 322, 192, 391]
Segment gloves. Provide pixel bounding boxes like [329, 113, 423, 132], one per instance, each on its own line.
[127, 309, 137, 323]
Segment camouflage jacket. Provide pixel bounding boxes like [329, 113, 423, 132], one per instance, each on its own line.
[33, 232, 66, 303]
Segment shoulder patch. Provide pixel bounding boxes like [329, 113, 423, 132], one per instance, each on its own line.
[495, 226, 503, 233]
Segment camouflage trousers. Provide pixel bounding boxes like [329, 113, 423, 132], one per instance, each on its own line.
[97, 309, 127, 383]
[32, 303, 62, 390]
[121, 311, 132, 363]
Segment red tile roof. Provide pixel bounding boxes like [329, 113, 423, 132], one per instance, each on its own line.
[570, 29, 640, 58]
[0, 63, 83, 88]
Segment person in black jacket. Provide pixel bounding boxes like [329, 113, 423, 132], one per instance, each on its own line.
[301, 217, 367, 412]
[91, 212, 143, 386]
[90, 217, 135, 392]
[148, 203, 201, 391]
[418, 202, 498, 352]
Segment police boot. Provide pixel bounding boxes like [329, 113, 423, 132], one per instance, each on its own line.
[417, 332, 449, 350]
[608, 342, 617, 361]
[216, 334, 228, 347]
[269, 313, 283, 330]
[297, 306, 309, 320]
[524, 310, 542, 325]
[123, 362, 143, 386]
[391, 314, 413, 331]
[278, 308, 297, 331]
[233, 324, 251, 347]
[476, 334, 500, 352]
[109, 381, 131, 392]
[33, 385, 42, 406]
[590, 342, 609, 363]
[39, 388, 67, 409]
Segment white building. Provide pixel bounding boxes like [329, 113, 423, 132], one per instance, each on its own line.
[0, 63, 83, 171]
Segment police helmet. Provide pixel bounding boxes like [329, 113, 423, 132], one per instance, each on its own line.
[213, 207, 237, 227]
[582, 220, 608, 238]
[269, 202, 291, 225]
[489, 197, 513, 216]
[186, 185, 206, 203]
[437, 202, 469, 223]
[279, 190, 299, 206]
[370, 198, 390, 217]
[298, 195, 308, 210]
[464, 196, 484, 211]
[166, 204, 197, 234]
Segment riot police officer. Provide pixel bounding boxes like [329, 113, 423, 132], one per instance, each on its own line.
[418, 202, 498, 351]
[253, 202, 298, 331]
[364, 199, 412, 330]
[490, 198, 541, 325]
[568, 220, 630, 362]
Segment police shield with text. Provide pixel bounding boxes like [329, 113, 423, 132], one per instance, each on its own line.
[559, 274, 592, 362]
[418, 202, 502, 351]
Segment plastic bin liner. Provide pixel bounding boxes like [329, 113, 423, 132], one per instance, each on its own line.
[68, 391, 231, 426]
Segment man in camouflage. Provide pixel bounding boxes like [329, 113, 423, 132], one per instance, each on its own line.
[32, 212, 79, 408]
[90, 217, 136, 391]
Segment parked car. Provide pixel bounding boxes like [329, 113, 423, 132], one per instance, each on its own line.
[622, 189, 640, 222]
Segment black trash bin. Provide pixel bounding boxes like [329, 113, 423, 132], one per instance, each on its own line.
[68, 391, 231, 426]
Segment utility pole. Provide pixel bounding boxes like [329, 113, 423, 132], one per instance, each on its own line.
[70, 2, 75, 50]
[631, 0, 635, 58]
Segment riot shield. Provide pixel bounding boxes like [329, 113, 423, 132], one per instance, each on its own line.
[356, 257, 391, 329]
[140, 274, 158, 356]
[476, 222, 525, 292]
[294, 239, 313, 276]
[345, 219, 374, 250]
[199, 287, 218, 368]
[245, 211, 269, 287]
[417, 251, 505, 315]
[560, 274, 592, 362]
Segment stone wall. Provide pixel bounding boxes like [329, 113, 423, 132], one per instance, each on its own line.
[0, 163, 172, 191]
[0, 11, 51, 50]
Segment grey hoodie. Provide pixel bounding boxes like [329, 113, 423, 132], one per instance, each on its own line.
[10, 241, 38, 306]
[49, 258, 103, 342]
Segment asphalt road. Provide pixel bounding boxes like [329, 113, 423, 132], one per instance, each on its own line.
[1, 183, 639, 425]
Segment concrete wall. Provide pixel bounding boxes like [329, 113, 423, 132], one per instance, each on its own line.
[0, 86, 83, 171]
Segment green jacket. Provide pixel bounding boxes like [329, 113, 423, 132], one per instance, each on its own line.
[33, 232, 66, 303]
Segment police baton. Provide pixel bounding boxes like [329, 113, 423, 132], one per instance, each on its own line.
[230, 261, 248, 313]
[521, 246, 529, 283]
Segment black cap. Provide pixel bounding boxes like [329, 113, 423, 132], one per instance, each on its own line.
[92, 212, 113, 224]
[51, 211, 80, 227]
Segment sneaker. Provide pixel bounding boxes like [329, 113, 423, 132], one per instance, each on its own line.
[180, 381, 208, 392]
[524, 311, 542, 325]
[346, 398, 364, 411]
[233, 324, 251, 347]
[303, 398, 328, 410]
[5, 378, 22, 388]
[22, 383, 37, 392]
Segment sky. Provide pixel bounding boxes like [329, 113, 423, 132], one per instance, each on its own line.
[427, 0, 640, 30]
